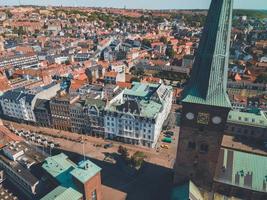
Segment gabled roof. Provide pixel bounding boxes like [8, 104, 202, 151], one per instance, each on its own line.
[0, 90, 35, 104]
[183, 0, 233, 108]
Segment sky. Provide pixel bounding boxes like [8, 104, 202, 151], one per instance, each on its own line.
[0, 0, 267, 10]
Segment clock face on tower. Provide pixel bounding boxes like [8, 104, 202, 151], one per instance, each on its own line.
[186, 112, 195, 120]
[197, 112, 210, 125]
[212, 116, 222, 124]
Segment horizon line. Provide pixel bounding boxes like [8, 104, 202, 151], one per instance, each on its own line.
[0, 5, 267, 11]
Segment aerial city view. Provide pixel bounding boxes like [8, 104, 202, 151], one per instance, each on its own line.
[0, 0, 266, 199]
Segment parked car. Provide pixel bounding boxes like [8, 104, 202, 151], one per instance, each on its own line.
[104, 143, 113, 149]
[165, 131, 174, 136]
[160, 144, 169, 149]
[164, 134, 172, 138]
[162, 137, 172, 143]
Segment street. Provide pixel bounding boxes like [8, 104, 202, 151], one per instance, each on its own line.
[3, 119, 179, 200]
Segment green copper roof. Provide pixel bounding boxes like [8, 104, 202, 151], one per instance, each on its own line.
[227, 110, 267, 128]
[40, 186, 82, 200]
[215, 148, 267, 193]
[183, 0, 233, 108]
[70, 160, 101, 184]
[42, 153, 77, 188]
[139, 100, 162, 118]
[42, 153, 101, 192]
[124, 82, 159, 99]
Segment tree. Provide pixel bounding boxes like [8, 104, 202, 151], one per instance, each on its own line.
[130, 151, 146, 168]
[142, 39, 152, 48]
[5, 10, 13, 18]
[118, 145, 129, 159]
[160, 36, 168, 44]
[166, 46, 175, 59]
[131, 67, 144, 76]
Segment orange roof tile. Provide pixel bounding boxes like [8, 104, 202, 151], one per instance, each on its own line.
[98, 61, 109, 69]
[76, 73, 88, 81]
[142, 76, 161, 84]
[116, 82, 132, 89]
[104, 71, 118, 78]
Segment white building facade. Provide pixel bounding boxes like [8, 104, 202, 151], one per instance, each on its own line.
[104, 82, 173, 148]
[0, 83, 60, 122]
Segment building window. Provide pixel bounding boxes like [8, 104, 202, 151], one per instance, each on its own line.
[199, 144, 209, 153]
[188, 142, 196, 149]
[92, 190, 97, 200]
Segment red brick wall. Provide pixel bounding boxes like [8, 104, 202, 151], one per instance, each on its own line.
[74, 172, 102, 200]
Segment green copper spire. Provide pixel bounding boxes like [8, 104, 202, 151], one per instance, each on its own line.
[182, 0, 233, 108]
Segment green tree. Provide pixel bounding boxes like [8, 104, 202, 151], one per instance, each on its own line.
[130, 151, 146, 168]
[142, 39, 152, 48]
[131, 67, 144, 76]
[160, 36, 168, 44]
[5, 10, 13, 18]
[166, 46, 175, 59]
[118, 145, 129, 159]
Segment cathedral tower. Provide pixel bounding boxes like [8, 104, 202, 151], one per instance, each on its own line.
[174, 0, 233, 188]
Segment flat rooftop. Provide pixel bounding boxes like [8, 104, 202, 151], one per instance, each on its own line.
[0, 152, 39, 186]
[0, 141, 46, 186]
[42, 153, 101, 187]
[70, 160, 101, 184]
[222, 135, 267, 156]
[215, 147, 267, 193]
[124, 82, 159, 98]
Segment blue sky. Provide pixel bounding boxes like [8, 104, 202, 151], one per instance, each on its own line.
[1, 0, 267, 10]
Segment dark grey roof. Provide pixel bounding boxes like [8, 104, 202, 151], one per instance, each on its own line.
[0, 90, 35, 104]
[116, 100, 140, 115]
[34, 99, 50, 110]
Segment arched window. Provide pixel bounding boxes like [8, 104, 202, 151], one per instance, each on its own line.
[200, 143, 209, 153]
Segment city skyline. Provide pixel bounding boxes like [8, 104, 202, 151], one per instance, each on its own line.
[1, 0, 267, 10]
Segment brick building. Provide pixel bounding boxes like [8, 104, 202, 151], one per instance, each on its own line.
[41, 153, 102, 200]
[49, 92, 80, 131]
[174, 0, 233, 188]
